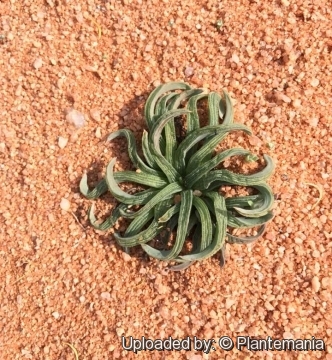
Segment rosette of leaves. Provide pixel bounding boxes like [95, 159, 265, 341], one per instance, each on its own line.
[80, 82, 275, 270]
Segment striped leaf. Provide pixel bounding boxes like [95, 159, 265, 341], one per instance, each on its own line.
[233, 183, 274, 218]
[141, 189, 193, 260]
[105, 158, 158, 204]
[107, 129, 160, 176]
[144, 82, 191, 129]
[178, 192, 227, 261]
[194, 155, 275, 189]
[185, 148, 252, 189]
[186, 124, 252, 174]
[227, 224, 267, 244]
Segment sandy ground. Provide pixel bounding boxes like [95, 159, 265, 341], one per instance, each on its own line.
[1, 0, 332, 359]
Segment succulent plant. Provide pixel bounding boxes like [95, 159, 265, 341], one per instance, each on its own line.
[80, 82, 274, 270]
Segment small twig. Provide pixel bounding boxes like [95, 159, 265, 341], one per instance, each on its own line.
[12, 261, 31, 285]
[70, 211, 86, 231]
[12, 276, 25, 285]
[63, 343, 79, 360]
[90, 19, 102, 39]
[303, 182, 324, 209]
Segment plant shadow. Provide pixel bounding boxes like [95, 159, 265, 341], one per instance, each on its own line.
[72, 90, 154, 266]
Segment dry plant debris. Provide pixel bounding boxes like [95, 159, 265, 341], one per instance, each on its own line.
[0, 0, 331, 359]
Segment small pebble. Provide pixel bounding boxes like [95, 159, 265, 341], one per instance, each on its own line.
[17, 295, 23, 305]
[283, 331, 294, 339]
[310, 78, 320, 87]
[66, 109, 86, 128]
[312, 276, 320, 292]
[153, 80, 161, 87]
[90, 108, 101, 121]
[116, 327, 124, 336]
[101, 292, 111, 300]
[264, 301, 274, 311]
[308, 117, 319, 126]
[145, 44, 152, 52]
[52, 311, 60, 319]
[58, 136, 68, 149]
[225, 298, 235, 309]
[33, 58, 43, 69]
[184, 66, 194, 77]
[60, 198, 71, 211]
[231, 53, 240, 64]
[248, 135, 262, 146]
[322, 277, 332, 290]
[279, 93, 292, 103]
[189, 355, 202, 360]
[122, 252, 132, 262]
[95, 127, 102, 138]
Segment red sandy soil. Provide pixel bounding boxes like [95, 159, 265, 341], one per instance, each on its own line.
[0, 0, 331, 359]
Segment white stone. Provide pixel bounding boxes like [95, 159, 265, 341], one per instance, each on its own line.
[95, 127, 102, 138]
[312, 276, 320, 292]
[60, 198, 70, 211]
[231, 53, 240, 64]
[58, 136, 68, 149]
[101, 292, 111, 300]
[66, 109, 86, 128]
[52, 311, 60, 319]
[310, 78, 320, 87]
[33, 58, 43, 69]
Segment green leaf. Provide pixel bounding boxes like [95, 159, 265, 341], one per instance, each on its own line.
[144, 82, 191, 129]
[227, 224, 267, 244]
[153, 93, 179, 155]
[141, 189, 193, 260]
[192, 196, 213, 252]
[120, 182, 183, 219]
[194, 154, 275, 189]
[141, 130, 158, 169]
[80, 168, 168, 201]
[114, 170, 167, 188]
[115, 219, 161, 247]
[149, 109, 190, 182]
[107, 129, 161, 176]
[227, 211, 274, 229]
[220, 90, 234, 125]
[225, 194, 263, 209]
[105, 158, 158, 204]
[186, 124, 252, 174]
[155, 93, 179, 117]
[167, 89, 204, 111]
[169, 261, 195, 271]
[154, 199, 174, 220]
[233, 183, 274, 218]
[158, 203, 181, 223]
[88, 203, 127, 231]
[179, 192, 227, 261]
[187, 92, 208, 132]
[208, 92, 222, 126]
[80, 175, 108, 199]
[124, 208, 155, 237]
[164, 89, 204, 163]
[174, 125, 230, 174]
[185, 148, 252, 189]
